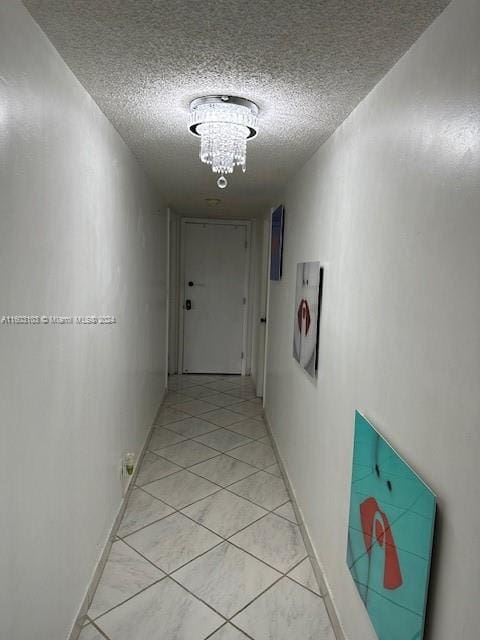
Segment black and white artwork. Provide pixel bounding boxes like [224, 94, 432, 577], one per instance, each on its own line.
[292, 262, 323, 378]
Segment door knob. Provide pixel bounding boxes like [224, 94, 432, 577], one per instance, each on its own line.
[185, 300, 192, 310]
[188, 281, 194, 287]
[260, 317, 266, 323]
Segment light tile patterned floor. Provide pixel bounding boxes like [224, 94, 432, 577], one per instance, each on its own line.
[80, 375, 335, 640]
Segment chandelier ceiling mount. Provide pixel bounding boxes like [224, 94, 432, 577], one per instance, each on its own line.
[189, 95, 259, 189]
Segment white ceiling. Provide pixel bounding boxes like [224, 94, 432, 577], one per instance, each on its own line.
[24, 0, 449, 218]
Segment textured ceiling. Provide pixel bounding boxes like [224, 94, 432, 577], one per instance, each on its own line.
[24, 0, 450, 218]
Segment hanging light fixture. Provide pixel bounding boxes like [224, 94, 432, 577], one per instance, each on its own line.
[189, 95, 259, 189]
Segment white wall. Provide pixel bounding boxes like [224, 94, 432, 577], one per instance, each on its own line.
[264, 0, 480, 638]
[0, 3, 168, 639]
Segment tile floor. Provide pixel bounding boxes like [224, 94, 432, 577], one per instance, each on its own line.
[80, 375, 335, 640]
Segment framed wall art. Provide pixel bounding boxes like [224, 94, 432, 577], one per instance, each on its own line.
[292, 261, 323, 377]
[347, 411, 437, 640]
[270, 204, 285, 281]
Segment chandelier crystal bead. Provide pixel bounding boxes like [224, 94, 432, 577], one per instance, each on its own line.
[189, 96, 259, 187]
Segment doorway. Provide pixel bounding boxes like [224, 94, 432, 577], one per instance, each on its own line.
[255, 215, 271, 399]
[179, 219, 250, 374]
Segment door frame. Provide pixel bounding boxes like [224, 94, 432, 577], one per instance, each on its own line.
[178, 217, 252, 376]
[256, 214, 272, 399]
[165, 208, 171, 389]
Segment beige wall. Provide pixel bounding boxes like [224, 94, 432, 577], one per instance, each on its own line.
[264, 0, 480, 638]
[0, 2, 168, 639]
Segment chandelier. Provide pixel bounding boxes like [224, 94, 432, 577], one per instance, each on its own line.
[189, 95, 259, 189]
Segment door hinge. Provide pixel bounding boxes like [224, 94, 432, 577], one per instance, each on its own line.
[243, 297, 246, 305]
[241, 352, 244, 359]
[244, 241, 248, 250]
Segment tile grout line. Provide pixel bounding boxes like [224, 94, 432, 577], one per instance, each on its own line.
[87, 380, 321, 639]
[263, 411, 346, 639]
[91, 575, 167, 628]
[156, 412, 267, 439]
[70, 389, 168, 640]
[120, 469, 293, 540]
[101, 430, 317, 630]
[146, 431, 276, 474]
[139, 417, 291, 515]
[88, 619, 111, 640]
[139, 465, 289, 516]
[158, 391, 263, 423]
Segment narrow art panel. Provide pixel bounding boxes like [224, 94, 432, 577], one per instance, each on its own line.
[270, 204, 285, 281]
[292, 262, 323, 378]
[347, 411, 436, 640]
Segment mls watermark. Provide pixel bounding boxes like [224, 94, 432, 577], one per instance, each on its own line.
[1, 315, 117, 325]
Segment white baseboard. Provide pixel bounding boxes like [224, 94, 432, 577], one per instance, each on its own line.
[67, 387, 167, 640]
[263, 412, 347, 640]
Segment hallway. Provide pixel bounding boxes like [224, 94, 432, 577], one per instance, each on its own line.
[2, 0, 480, 639]
[80, 376, 333, 640]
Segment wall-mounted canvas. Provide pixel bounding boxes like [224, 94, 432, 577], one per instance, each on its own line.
[347, 411, 436, 640]
[270, 205, 285, 280]
[292, 262, 323, 377]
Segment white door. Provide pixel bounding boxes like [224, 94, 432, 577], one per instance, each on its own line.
[181, 221, 248, 374]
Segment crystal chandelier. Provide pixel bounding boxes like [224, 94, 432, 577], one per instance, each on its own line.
[189, 96, 259, 189]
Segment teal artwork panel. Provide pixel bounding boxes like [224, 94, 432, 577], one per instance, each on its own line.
[347, 411, 436, 640]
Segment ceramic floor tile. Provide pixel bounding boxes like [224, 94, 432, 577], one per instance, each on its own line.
[135, 452, 181, 486]
[208, 623, 250, 639]
[172, 399, 218, 415]
[203, 392, 239, 408]
[264, 463, 282, 477]
[232, 577, 334, 640]
[230, 513, 307, 573]
[173, 542, 280, 618]
[226, 376, 255, 389]
[88, 541, 164, 619]
[177, 375, 219, 385]
[227, 418, 267, 440]
[143, 469, 220, 509]
[78, 625, 106, 640]
[183, 385, 220, 399]
[203, 380, 239, 392]
[288, 558, 321, 595]
[194, 428, 252, 452]
[228, 441, 276, 469]
[136, 452, 181, 486]
[149, 427, 187, 450]
[125, 512, 222, 573]
[221, 376, 246, 385]
[118, 488, 174, 537]
[274, 501, 298, 523]
[96, 578, 223, 640]
[202, 408, 245, 427]
[163, 391, 192, 406]
[229, 472, 289, 510]
[157, 440, 220, 467]
[225, 388, 258, 401]
[155, 407, 191, 426]
[164, 416, 219, 438]
[167, 379, 199, 391]
[190, 454, 257, 487]
[229, 401, 264, 418]
[182, 489, 266, 538]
